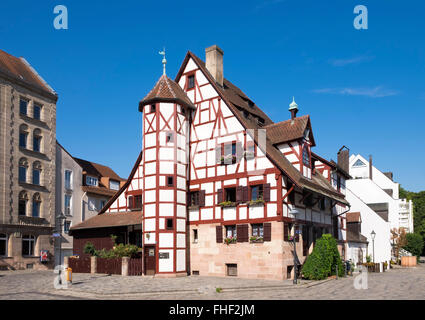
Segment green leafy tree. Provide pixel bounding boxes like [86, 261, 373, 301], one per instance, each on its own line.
[83, 242, 97, 256]
[301, 234, 344, 280]
[403, 233, 424, 261]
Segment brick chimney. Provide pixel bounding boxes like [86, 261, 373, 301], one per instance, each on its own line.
[337, 146, 349, 173]
[205, 45, 224, 86]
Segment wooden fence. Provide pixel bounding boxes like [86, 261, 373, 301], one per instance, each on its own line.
[96, 257, 122, 275]
[68, 257, 91, 273]
[128, 258, 143, 276]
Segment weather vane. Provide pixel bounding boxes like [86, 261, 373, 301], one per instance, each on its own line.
[159, 48, 166, 75]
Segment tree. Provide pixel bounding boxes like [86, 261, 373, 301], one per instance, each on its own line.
[301, 234, 344, 280]
[403, 233, 424, 261]
[391, 228, 407, 260]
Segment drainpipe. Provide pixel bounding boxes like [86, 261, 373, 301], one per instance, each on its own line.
[81, 191, 87, 222]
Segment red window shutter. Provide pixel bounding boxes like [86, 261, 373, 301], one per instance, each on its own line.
[217, 189, 223, 204]
[263, 183, 271, 202]
[199, 190, 205, 207]
[216, 226, 223, 243]
[284, 222, 289, 241]
[236, 186, 244, 203]
[264, 223, 272, 241]
[243, 186, 249, 202]
[237, 224, 248, 242]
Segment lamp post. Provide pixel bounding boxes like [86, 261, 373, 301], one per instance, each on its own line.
[57, 212, 66, 284]
[289, 208, 300, 284]
[370, 230, 376, 263]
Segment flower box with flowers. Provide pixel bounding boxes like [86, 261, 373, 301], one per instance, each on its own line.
[219, 154, 237, 165]
[219, 201, 236, 207]
[224, 236, 237, 245]
[248, 199, 265, 206]
[250, 236, 264, 243]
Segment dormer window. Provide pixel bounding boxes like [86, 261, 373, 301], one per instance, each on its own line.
[109, 180, 120, 190]
[352, 159, 366, 167]
[187, 75, 195, 90]
[302, 146, 310, 167]
[86, 176, 98, 186]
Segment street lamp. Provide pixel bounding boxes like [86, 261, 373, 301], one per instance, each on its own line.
[289, 208, 300, 284]
[370, 230, 376, 263]
[57, 212, 66, 284]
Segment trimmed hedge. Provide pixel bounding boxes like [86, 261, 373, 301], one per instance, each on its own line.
[403, 233, 424, 261]
[301, 234, 344, 280]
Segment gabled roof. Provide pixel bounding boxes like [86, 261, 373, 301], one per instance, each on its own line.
[0, 49, 57, 100]
[69, 211, 142, 233]
[264, 115, 316, 146]
[176, 51, 347, 205]
[138, 74, 195, 111]
[73, 157, 124, 182]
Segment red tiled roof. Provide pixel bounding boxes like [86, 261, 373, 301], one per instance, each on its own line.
[0, 49, 57, 99]
[70, 211, 142, 232]
[176, 51, 348, 205]
[264, 115, 316, 146]
[139, 74, 195, 110]
[73, 157, 124, 182]
[347, 212, 361, 223]
[81, 186, 118, 197]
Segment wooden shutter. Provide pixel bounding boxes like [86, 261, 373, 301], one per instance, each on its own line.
[263, 183, 271, 202]
[216, 145, 222, 164]
[236, 186, 244, 203]
[216, 226, 223, 243]
[128, 196, 133, 209]
[263, 223, 272, 241]
[199, 190, 205, 207]
[237, 224, 248, 242]
[236, 141, 243, 162]
[217, 189, 223, 204]
[284, 222, 289, 241]
[243, 186, 249, 202]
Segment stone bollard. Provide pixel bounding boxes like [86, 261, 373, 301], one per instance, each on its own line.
[122, 257, 129, 276]
[64, 256, 69, 269]
[91, 256, 97, 274]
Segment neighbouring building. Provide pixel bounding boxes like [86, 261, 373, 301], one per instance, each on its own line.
[55, 141, 125, 265]
[0, 49, 58, 270]
[71, 45, 348, 280]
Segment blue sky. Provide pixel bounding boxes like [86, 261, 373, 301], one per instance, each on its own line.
[1, 0, 424, 192]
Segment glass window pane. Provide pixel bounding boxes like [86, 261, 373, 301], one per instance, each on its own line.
[20, 99, 27, 115]
[33, 105, 41, 120]
[33, 170, 40, 185]
[19, 132, 27, 148]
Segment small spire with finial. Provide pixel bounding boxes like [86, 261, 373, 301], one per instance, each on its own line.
[159, 48, 166, 76]
[289, 96, 298, 120]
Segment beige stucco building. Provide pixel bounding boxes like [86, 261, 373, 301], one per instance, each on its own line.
[0, 49, 58, 270]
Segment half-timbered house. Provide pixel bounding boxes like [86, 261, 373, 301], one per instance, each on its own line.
[70, 45, 348, 279]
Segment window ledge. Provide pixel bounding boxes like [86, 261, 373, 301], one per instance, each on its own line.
[19, 113, 49, 129]
[219, 202, 237, 208]
[188, 205, 200, 210]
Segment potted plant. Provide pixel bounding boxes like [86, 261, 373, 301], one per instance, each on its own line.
[250, 236, 263, 243]
[224, 236, 237, 245]
[248, 198, 265, 206]
[219, 201, 236, 207]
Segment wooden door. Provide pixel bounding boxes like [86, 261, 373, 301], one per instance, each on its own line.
[144, 246, 156, 275]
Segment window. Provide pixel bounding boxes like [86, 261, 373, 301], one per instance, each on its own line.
[250, 185, 264, 201]
[19, 158, 28, 183]
[353, 159, 366, 167]
[337, 176, 341, 192]
[225, 225, 237, 238]
[302, 145, 310, 167]
[187, 75, 195, 89]
[109, 180, 120, 190]
[190, 191, 200, 206]
[193, 229, 198, 243]
[167, 176, 174, 187]
[86, 176, 98, 186]
[88, 198, 97, 211]
[33, 103, 42, 120]
[150, 104, 156, 113]
[166, 219, 173, 230]
[20, 99, 28, 115]
[65, 194, 72, 216]
[226, 264, 238, 276]
[22, 235, 35, 256]
[32, 162, 41, 185]
[19, 191, 28, 216]
[32, 193, 41, 217]
[64, 221, 71, 234]
[252, 224, 264, 237]
[134, 195, 142, 209]
[65, 170, 72, 190]
[128, 196, 134, 208]
[33, 129, 42, 153]
[245, 143, 255, 160]
[166, 132, 173, 143]
[100, 200, 106, 210]
[19, 125, 28, 148]
[223, 142, 237, 164]
[319, 198, 326, 211]
[0, 234, 7, 257]
[225, 187, 236, 203]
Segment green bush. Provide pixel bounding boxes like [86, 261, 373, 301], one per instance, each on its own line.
[83, 242, 97, 256]
[403, 233, 424, 261]
[301, 234, 344, 280]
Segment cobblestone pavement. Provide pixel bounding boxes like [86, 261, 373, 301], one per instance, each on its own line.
[1, 263, 425, 300]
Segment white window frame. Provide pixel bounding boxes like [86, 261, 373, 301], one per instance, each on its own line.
[64, 194, 72, 216]
[109, 180, 120, 191]
[65, 170, 73, 190]
[86, 176, 98, 187]
[64, 221, 71, 234]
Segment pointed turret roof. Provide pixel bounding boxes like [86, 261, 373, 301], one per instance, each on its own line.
[138, 74, 195, 111]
